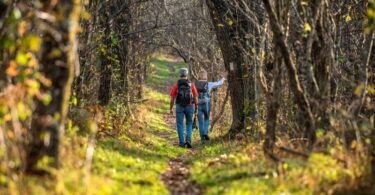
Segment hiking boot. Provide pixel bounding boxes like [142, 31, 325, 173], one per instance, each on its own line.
[178, 144, 185, 148]
[204, 135, 210, 141]
[185, 141, 192, 148]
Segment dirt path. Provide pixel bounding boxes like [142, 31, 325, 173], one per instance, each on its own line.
[157, 105, 203, 195]
[162, 154, 202, 195]
[154, 60, 203, 195]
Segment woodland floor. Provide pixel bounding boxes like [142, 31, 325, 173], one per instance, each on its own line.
[10, 54, 367, 195]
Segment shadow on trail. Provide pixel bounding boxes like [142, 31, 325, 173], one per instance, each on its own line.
[200, 171, 268, 187]
[97, 139, 173, 162]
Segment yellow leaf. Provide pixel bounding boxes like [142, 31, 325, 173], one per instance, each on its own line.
[217, 23, 225, 28]
[301, 1, 308, 6]
[251, 48, 256, 54]
[227, 20, 234, 26]
[368, 8, 375, 18]
[41, 93, 52, 105]
[82, 11, 91, 21]
[48, 48, 62, 58]
[304, 23, 312, 32]
[27, 35, 41, 52]
[282, 163, 289, 170]
[25, 78, 40, 90]
[348, 5, 352, 11]
[71, 95, 78, 106]
[17, 102, 31, 121]
[367, 85, 375, 95]
[345, 15, 352, 23]
[16, 52, 28, 65]
[354, 84, 364, 97]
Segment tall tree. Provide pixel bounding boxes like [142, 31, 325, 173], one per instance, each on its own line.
[26, 0, 81, 172]
[206, 0, 256, 135]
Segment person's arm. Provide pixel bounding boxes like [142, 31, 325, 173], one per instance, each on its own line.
[209, 78, 225, 89]
[208, 71, 228, 92]
[169, 84, 177, 115]
[170, 96, 175, 115]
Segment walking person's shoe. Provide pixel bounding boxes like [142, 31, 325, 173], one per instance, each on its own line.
[203, 135, 210, 141]
[179, 144, 185, 148]
[185, 141, 192, 148]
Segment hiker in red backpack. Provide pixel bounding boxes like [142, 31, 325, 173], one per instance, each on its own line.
[169, 68, 198, 148]
[195, 69, 227, 143]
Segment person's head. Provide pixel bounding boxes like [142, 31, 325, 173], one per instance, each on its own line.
[179, 68, 189, 78]
[198, 69, 208, 80]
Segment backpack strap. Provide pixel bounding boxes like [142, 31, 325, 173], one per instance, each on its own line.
[195, 80, 208, 93]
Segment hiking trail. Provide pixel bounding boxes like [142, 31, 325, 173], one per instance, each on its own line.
[90, 54, 340, 195]
[149, 57, 203, 195]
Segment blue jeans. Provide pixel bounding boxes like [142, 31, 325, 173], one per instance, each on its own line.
[176, 104, 194, 146]
[197, 101, 210, 142]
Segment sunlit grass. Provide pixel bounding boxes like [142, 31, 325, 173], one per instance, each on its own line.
[5, 54, 190, 195]
[87, 55, 189, 194]
[4, 54, 364, 195]
[147, 55, 186, 91]
[187, 135, 360, 194]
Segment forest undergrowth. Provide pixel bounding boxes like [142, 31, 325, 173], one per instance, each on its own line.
[1, 0, 375, 194]
[3, 55, 372, 195]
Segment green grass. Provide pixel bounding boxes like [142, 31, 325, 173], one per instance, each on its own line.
[186, 140, 288, 195]
[147, 55, 186, 91]
[3, 54, 190, 195]
[186, 135, 360, 195]
[87, 54, 190, 194]
[4, 54, 364, 195]
[80, 56, 370, 194]
[144, 54, 300, 194]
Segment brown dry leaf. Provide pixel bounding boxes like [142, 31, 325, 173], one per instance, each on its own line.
[28, 57, 38, 68]
[6, 60, 19, 77]
[4, 114, 12, 122]
[18, 21, 27, 36]
[39, 75, 52, 87]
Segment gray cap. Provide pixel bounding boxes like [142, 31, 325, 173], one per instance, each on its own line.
[179, 68, 188, 77]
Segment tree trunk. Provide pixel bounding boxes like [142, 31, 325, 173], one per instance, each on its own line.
[98, 4, 113, 106]
[0, 1, 15, 88]
[264, 51, 282, 153]
[26, 0, 80, 172]
[206, 0, 247, 135]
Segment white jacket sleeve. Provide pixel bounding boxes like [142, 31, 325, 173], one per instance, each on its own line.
[208, 78, 225, 93]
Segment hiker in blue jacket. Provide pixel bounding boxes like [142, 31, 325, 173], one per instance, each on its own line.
[194, 69, 227, 143]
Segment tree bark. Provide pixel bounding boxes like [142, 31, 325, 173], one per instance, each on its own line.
[264, 51, 282, 152]
[206, 0, 248, 135]
[26, 0, 80, 172]
[98, 4, 113, 106]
